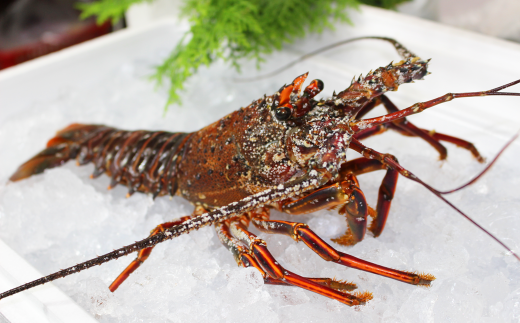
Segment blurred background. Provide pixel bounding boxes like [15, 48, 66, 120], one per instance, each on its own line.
[1, 0, 519, 70]
[398, 0, 520, 42]
[0, 0, 122, 69]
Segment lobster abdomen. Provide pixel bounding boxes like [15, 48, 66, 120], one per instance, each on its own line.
[9, 124, 191, 198]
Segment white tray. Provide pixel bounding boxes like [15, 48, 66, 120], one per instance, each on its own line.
[0, 5, 519, 323]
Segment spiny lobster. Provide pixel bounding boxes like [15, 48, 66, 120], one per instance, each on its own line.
[1, 37, 519, 307]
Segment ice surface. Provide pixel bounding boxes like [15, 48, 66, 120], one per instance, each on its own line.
[1, 19, 520, 323]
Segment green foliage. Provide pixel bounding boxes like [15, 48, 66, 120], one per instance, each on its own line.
[77, 0, 150, 24]
[358, 0, 410, 9]
[157, 0, 362, 106]
[78, 0, 408, 109]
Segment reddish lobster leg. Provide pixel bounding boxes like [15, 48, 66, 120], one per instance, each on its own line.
[215, 213, 373, 306]
[215, 207, 434, 305]
[425, 130, 485, 162]
[241, 249, 371, 306]
[281, 174, 368, 244]
[259, 272, 357, 292]
[339, 157, 399, 238]
[215, 216, 357, 291]
[353, 95, 485, 162]
[248, 208, 433, 287]
[351, 79, 520, 134]
[279, 157, 398, 244]
[109, 206, 208, 291]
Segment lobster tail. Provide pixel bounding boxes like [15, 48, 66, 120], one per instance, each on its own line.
[9, 124, 104, 182]
[9, 123, 189, 199]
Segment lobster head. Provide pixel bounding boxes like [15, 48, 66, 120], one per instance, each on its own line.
[269, 73, 352, 177]
[270, 58, 429, 177]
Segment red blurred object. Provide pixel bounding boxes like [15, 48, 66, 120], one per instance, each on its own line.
[0, 0, 113, 70]
[0, 21, 111, 69]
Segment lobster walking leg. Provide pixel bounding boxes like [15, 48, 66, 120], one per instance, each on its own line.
[354, 95, 485, 162]
[109, 206, 208, 291]
[356, 96, 448, 158]
[425, 131, 485, 162]
[220, 213, 374, 306]
[351, 79, 520, 133]
[281, 175, 369, 245]
[279, 158, 398, 244]
[215, 214, 362, 303]
[347, 136, 520, 263]
[338, 158, 399, 238]
[248, 208, 434, 286]
[259, 271, 357, 291]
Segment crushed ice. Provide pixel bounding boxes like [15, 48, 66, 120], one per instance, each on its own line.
[0, 31, 519, 323]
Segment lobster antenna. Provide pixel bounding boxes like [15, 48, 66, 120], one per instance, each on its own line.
[380, 147, 520, 262]
[234, 36, 416, 82]
[438, 130, 519, 194]
[0, 171, 323, 300]
[425, 183, 520, 262]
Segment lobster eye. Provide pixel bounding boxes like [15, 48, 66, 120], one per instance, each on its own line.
[275, 106, 292, 121]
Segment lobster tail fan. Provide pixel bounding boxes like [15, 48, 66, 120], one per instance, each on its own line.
[8, 123, 88, 182]
[9, 144, 74, 181]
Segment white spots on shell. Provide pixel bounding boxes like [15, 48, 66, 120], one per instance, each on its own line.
[354, 120, 372, 131]
[343, 133, 352, 144]
[230, 223, 253, 244]
[272, 152, 285, 162]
